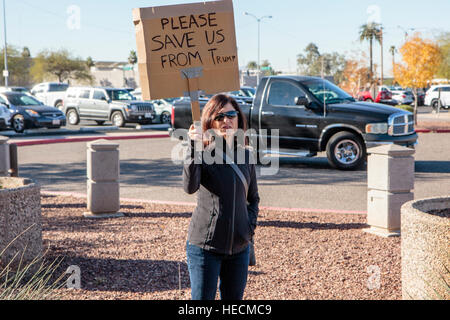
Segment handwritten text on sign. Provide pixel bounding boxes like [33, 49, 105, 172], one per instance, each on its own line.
[151, 13, 236, 69]
[133, 0, 239, 100]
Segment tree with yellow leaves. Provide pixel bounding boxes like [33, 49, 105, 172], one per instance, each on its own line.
[394, 33, 442, 123]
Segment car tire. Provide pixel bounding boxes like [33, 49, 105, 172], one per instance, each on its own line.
[111, 111, 125, 127]
[432, 100, 440, 111]
[95, 121, 105, 126]
[12, 114, 25, 133]
[160, 111, 171, 124]
[66, 109, 80, 125]
[365, 98, 373, 102]
[55, 101, 63, 111]
[326, 131, 366, 170]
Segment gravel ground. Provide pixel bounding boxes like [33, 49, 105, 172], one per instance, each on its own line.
[39, 194, 401, 300]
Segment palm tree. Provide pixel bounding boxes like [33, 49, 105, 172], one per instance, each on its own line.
[389, 45, 396, 78]
[359, 23, 383, 84]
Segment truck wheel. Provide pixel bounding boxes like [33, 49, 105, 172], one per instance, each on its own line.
[12, 114, 25, 133]
[326, 131, 366, 170]
[66, 109, 80, 125]
[111, 111, 125, 127]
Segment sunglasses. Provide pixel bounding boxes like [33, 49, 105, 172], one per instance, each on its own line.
[214, 110, 239, 121]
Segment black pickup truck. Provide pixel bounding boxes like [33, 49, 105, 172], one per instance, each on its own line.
[170, 76, 418, 170]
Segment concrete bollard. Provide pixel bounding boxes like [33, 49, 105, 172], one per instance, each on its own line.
[84, 139, 123, 219]
[0, 136, 10, 176]
[364, 144, 415, 237]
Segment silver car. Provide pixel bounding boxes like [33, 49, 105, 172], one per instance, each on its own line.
[391, 89, 414, 105]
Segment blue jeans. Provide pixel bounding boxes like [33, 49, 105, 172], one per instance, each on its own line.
[186, 241, 250, 300]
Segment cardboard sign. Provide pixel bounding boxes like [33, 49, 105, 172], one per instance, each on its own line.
[132, 0, 240, 101]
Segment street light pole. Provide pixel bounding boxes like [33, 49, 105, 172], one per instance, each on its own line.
[244, 12, 272, 86]
[2, 0, 8, 87]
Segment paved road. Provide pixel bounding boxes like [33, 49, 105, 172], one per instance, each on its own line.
[15, 132, 450, 212]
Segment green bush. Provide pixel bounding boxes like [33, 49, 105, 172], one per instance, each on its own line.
[395, 104, 414, 113]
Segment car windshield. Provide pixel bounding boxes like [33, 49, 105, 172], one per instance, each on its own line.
[106, 89, 135, 101]
[7, 94, 42, 106]
[303, 79, 355, 104]
[241, 88, 255, 97]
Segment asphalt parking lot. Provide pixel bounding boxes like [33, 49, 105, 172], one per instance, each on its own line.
[13, 131, 450, 212]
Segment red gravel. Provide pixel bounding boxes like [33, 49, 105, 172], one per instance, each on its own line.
[39, 195, 401, 300]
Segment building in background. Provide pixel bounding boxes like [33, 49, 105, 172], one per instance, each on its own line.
[88, 61, 139, 89]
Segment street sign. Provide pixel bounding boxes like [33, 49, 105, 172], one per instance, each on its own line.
[3, 70, 9, 77]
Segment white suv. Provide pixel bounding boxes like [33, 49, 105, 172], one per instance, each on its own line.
[425, 85, 450, 109]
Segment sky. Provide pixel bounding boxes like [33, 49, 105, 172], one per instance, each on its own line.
[3, 0, 450, 77]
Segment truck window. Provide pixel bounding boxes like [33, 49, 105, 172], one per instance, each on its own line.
[93, 90, 107, 100]
[268, 81, 306, 106]
[79, 89, 91, 99]
[48, 83, 69, 92]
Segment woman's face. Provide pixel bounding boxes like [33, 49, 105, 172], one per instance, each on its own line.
[211, 103, 239, 139]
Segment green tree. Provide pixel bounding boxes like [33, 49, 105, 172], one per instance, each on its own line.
[0, 45, 32, 86]
[260, 60, 278, 76]
[21, 47, 31, 58]
[32, 49, 93, 84]
[86, 56, 95, 69]
[297, 43, 321, 75]
[297, 43, 346, 83]
[128, 50, 137, 66]
[246, 61, 257, 70]
[359, 23, 382, 83]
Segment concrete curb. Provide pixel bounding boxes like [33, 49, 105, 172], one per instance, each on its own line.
[41, 191, 367, 215]
[13, 134, 170, 147]
[415, 129, 450, 133]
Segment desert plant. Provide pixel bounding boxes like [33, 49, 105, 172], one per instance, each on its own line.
[0, 225, 66, 300]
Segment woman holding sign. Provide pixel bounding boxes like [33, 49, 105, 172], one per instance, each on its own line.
[183, 94, 259, 300]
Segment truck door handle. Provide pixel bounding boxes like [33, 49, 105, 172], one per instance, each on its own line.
[262, 111, 274, 116]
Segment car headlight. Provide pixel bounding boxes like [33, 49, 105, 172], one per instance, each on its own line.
[25, 109, 40, 117]
[126, 105, 137, 112]
[366, 123, 388, 134]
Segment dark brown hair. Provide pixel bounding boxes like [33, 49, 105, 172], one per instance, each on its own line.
[201, 94, 248, 145]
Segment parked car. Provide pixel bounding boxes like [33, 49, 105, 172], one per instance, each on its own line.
[424, 85, 450, 110]
[30, 82, 69, 110]
[0, 92, 66, 133]
[226, 90, 254, 105]
[0, 86, 31, 94]
[152, 99, 175, 124]
[0, 103, 11, 130]
[390, 89, 414, 105]
[240, 86, 256, 98]
[357, 88, 398, 106]
[63, 87, 156, 127]
[171, 76, 417, 170]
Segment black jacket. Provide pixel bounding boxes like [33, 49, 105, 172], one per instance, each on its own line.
[183, 140, 260, 255]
